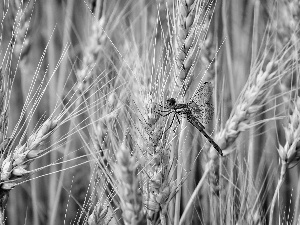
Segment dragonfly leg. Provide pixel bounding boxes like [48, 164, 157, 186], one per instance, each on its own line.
[162, 113, 175, 133]
[171, 114, 178, 133]
[170, 114, 181, 132]
[154, 109, 173, 117]
[160, 113, 180, 133]
[174, 113, 180, 133]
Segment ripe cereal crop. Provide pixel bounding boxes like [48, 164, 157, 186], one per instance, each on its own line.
[0, 1, 300, 224]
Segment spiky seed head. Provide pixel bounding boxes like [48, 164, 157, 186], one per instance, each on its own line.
[278, 98, 300, 168]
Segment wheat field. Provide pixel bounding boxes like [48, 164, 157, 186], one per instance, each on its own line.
[0, 0, 300, 224]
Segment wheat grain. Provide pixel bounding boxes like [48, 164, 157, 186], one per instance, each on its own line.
[88, 204, 109, 225]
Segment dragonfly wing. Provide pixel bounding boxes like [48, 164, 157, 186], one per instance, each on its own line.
[187, 113, 205, 130]
[189, 101, 214, 125]
[190, 82, 213, 105]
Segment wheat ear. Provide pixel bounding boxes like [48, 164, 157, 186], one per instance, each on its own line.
[209, 60, 278, 194]
[176, 0, 215, 88]
[269, 98, 300, 224]
[140, 99, 178, 225]
[114, 143, 143, 225]
[176, 0, 196, 86]
[271, 0, 300, 108]
[0, 116, 57, 223]
[1, 118, 58, 186]
[215, 61, 278, 152]
[11, 0, 33, 58]
[76, 17, 106, 95]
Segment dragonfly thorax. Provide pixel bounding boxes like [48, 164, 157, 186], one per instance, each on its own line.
[166, 98, 177, 108]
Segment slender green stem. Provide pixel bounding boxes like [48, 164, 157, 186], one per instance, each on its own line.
[174, 119, 187, 225]
[269, 162, 287, 225]
[179, 159, 213, 225]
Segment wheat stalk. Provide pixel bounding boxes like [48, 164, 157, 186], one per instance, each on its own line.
[0, 68, 10, 224]
[0, 68, 10, 156]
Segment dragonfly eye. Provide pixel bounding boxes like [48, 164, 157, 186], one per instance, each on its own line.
[166, 98, 176, 107]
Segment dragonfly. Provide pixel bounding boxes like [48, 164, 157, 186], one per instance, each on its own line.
[157, 82, 223, 156]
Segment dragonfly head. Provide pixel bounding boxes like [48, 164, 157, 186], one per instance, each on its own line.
[166, 98, 176, 108]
